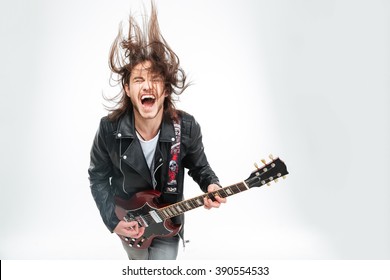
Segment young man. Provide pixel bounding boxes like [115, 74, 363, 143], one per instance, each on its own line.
[88, 4, 226, 260]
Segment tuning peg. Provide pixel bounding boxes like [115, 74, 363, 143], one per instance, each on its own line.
[274, 178, 279, 183]
[283, 176, 287, 180]
[254, 163, 259, 169]
[267, 183, 271, 186]
[269, 154, 274, 160]
[261, 159, 267, 165]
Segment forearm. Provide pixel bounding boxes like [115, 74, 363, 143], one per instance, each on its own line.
[188, 164, 220, 192]
[89, 118, 119, 232]
[90, 179, 120, 232]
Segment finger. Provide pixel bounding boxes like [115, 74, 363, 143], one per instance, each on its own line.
[121, 221, 137, 230]
[207, 198, 220, 208]
[203, 197, 211, 209]
[125, 228, 140, 239]
[215, 195, 226, 203]
[128, 221, 139, 227]
[138, 227, 145, 237]
[131, 227, 145, 239]
[209, 200, 220, 208]
[122, 223, 139, 237]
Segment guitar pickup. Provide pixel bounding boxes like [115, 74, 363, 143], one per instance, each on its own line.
[149, 210, 163, 223]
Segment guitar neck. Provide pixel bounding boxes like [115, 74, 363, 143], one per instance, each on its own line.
[157, 182, 249, 219]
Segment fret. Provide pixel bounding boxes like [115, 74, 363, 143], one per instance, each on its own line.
[207, 192, 216, 201]
[211, 190, 227, 199]
[175, 204, 183, 213]
[166, 208, 173, 217]
[225, 187, 233, 195]
[224, 189, 231, 197]
[178, 202, 186, 211]
[184, 201, 192, 210]
[170, 206, 178, 216]
[158, 210, 165, 219]
[195, 197, 203, 206]
[188, 199, 196, 209]
[159, 209, 169, 220]
[155, 181, 251, 221]
[230, 184, 241, 193]
[236, 182, 248, 192]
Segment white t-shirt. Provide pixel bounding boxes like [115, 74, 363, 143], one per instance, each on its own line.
[136, 130, 160, 172]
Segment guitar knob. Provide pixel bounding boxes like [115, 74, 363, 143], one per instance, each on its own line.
[137, 237, 146, 248]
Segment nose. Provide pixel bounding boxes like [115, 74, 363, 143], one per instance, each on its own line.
[142, 79, 152, 91]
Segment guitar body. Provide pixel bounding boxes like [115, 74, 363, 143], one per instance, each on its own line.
[113, 156, 288, 250]
[114, 190, 182, 249]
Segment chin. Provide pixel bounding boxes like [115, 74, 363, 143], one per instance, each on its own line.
[139, 109, 159, 119]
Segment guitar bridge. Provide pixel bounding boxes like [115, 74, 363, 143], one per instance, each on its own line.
[135, 215, 148, 227]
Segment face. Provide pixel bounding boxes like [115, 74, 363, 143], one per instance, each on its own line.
[125, 61, 167, 122]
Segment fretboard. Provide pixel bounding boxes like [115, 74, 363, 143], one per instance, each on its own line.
[156, 181, 249, 220]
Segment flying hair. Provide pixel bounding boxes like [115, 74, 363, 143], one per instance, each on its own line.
[106, 2, 188, 121]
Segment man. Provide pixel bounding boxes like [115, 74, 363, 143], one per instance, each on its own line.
[88, 3, 226, 260]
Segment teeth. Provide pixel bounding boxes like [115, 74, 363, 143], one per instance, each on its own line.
[141, 95, 155, 100]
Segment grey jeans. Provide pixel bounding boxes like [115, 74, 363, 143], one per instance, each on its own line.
[121, 235, 180, 260]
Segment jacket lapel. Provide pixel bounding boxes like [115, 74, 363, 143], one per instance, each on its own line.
[116, 110, 152, 185]
[114, 110, 177, 187]
[159, 116, 176, 143]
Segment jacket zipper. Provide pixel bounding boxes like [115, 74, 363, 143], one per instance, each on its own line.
[119, 138, 129, 195]
[152, 158, 163, 189]
[152, 158, 164, 189]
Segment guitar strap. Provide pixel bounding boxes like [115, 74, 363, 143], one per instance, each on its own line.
[164, 117, 181, 194]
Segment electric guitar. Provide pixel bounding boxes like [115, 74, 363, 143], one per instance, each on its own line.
[115, 155, 288, 249]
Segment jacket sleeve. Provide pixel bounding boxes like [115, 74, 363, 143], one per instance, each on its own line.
[183, 116, 220, 192]
[88, 118, 120, 232]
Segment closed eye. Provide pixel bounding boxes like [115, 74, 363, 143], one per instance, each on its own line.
[151, 76, 162, 83]
[133, 77, 144, 83]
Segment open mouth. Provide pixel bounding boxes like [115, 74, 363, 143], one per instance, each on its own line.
[141, 95, 156, 107]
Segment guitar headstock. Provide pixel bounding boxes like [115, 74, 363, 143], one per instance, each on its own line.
[245, 155, 289, 188]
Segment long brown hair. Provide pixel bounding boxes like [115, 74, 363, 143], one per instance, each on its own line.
[106, 2, 188, 121]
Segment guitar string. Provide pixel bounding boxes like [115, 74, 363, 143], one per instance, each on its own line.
[143, 166, 278, 223]
[139, 163, 280, 224]
[143, 185, 246, 223]
[140, 185, 245, 224]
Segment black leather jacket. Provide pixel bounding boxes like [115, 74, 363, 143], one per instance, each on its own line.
[88, 109, 220, 232]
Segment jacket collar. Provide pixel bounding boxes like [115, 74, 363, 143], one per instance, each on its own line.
[115, 109, 175, 143]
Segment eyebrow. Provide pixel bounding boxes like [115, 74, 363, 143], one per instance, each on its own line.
[132, 73, 162, 80]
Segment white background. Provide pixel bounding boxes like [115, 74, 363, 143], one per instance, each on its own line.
[0, 0, 389, 260]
